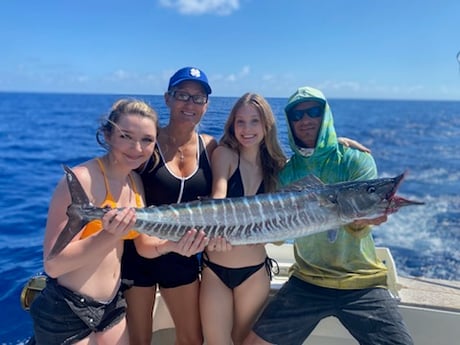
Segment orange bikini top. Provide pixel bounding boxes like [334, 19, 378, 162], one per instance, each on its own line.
[80, 158, 141, 240]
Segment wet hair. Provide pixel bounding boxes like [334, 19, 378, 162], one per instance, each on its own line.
[96, 98, 160, 167]
[220, 93, 287, 192]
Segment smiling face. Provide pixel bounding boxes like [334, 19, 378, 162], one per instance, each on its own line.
[106, 113, 157, 170]
[289, 101, 324, 148]
[165, 80, 209, 128]
[233, 104, 264, 149]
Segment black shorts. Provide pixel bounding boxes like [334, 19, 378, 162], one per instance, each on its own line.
[121, 239, 200, 289]
[30, 278, 126, 345]
[253, 276, 414, 345]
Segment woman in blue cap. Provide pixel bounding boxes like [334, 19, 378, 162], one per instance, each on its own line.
[121, 67, 216, 345]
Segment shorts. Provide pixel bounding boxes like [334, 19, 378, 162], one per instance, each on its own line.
[253, 276, 414, 345]
[121, 239, 200, 289]
[29, 278, 126, 345]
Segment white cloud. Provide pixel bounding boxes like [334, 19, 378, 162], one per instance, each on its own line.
[223, 66, 250, 82]
[110, 69, 133, 81]
[318, 80, 361, 92]
[159, 0, 239, 15]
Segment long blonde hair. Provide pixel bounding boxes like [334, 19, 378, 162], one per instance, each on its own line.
[220, 93, 286, 192]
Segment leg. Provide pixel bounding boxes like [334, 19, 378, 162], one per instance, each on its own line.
[161, 280, 203, 345]
[232, 267, 270, 345]
[337, 288, 414, 345]
[243, 277, 332, 345]
[200, 267, 234, 345]
[243, 331, 272, 345]
[124, 286, 157, 345]
[94, 317, 130, 345]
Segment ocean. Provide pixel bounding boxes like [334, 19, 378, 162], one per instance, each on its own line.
[0, 92, 459, 344]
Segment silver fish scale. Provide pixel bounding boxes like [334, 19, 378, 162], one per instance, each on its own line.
[130, 192, 332, 244]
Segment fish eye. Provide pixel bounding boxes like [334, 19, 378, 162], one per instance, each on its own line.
[328, 193, 337, 203]
[367, 186, 376, 193]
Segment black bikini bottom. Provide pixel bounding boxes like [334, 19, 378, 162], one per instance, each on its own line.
[202, 253, 278, 289]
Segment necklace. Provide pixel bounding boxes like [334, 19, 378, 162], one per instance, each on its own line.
[177, 147, 185, 162]
[163, 127, 193, 163]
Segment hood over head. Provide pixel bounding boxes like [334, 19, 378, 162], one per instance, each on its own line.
[284, 86, 338, 158]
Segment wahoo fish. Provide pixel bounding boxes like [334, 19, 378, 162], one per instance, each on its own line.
[47, 165, 424, 260]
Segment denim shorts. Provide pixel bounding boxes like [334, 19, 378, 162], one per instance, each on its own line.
[29, 278, 126, 345]
[253, 276, 414, 345]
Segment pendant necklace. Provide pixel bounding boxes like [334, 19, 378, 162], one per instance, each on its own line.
[177, 147, 185, 162]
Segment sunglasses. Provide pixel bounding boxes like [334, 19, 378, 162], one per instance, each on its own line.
[169, 90, 208, 105]
[288, 106, 324, 121]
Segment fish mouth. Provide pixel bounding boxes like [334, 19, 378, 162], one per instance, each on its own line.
[385, 171, 425, 214]
[386, 196, 425, 214]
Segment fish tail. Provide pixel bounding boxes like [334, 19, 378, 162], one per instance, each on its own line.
[46, 165, 92, 260]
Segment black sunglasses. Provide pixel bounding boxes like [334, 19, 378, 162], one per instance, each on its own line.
[288, 106, 324, 121]
[168, 90, 208, 105]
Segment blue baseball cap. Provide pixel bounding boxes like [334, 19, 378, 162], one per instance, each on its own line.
[168, 67, 212, 95]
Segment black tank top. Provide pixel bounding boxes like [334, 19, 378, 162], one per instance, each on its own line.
[140, 134, 212, 205]
[227, 155, 264, 197]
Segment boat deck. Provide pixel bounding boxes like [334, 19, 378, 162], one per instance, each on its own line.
[151, 244, 460, 344]
[398, 276, 460, 311]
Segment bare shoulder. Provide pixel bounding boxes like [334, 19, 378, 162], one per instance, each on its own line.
[212, 145, 236, 160]
[68, 160, 104, 203]
[200, 133, 218, 154]
[70, 161, 97, 188]
[200, 133, 216, 144]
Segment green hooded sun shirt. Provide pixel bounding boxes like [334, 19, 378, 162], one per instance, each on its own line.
[279, 86, 387, 290]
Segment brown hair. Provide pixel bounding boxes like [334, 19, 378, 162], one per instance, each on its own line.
[220, 93, 286, 192]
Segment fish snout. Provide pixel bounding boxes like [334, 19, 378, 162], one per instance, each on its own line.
[386, 195, 425, 214]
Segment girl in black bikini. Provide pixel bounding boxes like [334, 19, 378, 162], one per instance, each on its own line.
[200, 93, 286, 345]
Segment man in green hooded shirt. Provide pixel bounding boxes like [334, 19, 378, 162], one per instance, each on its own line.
[243, 86, 413, 345]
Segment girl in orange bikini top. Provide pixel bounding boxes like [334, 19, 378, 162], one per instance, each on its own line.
[80, 158, 141, 240]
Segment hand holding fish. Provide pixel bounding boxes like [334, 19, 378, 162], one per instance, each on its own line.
[351, 215, 388, 228]
[166, 229, 208, 257]
[102, 208, 137, 237]
[207, 236, 233, 252]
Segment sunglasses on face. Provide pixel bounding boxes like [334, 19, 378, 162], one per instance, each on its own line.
[288, 106, 324, 121]
[169, 90, 208, 105]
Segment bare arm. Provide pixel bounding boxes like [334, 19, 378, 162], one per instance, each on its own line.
[207, 145, 234, 251]
[210, 145, 234, 198]
[43, 175, 136, 277]
[338, 137, 371, 153]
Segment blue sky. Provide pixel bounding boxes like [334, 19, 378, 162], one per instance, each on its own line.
[1, 0, 459, 100]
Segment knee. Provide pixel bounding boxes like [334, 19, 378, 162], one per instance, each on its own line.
[175, 333, 203, 345]
[128, 334, 152, 345]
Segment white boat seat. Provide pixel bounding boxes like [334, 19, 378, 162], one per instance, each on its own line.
[375, 247, 402, 299]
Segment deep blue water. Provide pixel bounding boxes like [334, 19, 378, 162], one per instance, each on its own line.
[0, 92, 459, 344]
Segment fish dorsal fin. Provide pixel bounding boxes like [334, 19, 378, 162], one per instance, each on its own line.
[279, 174, 325, 192]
